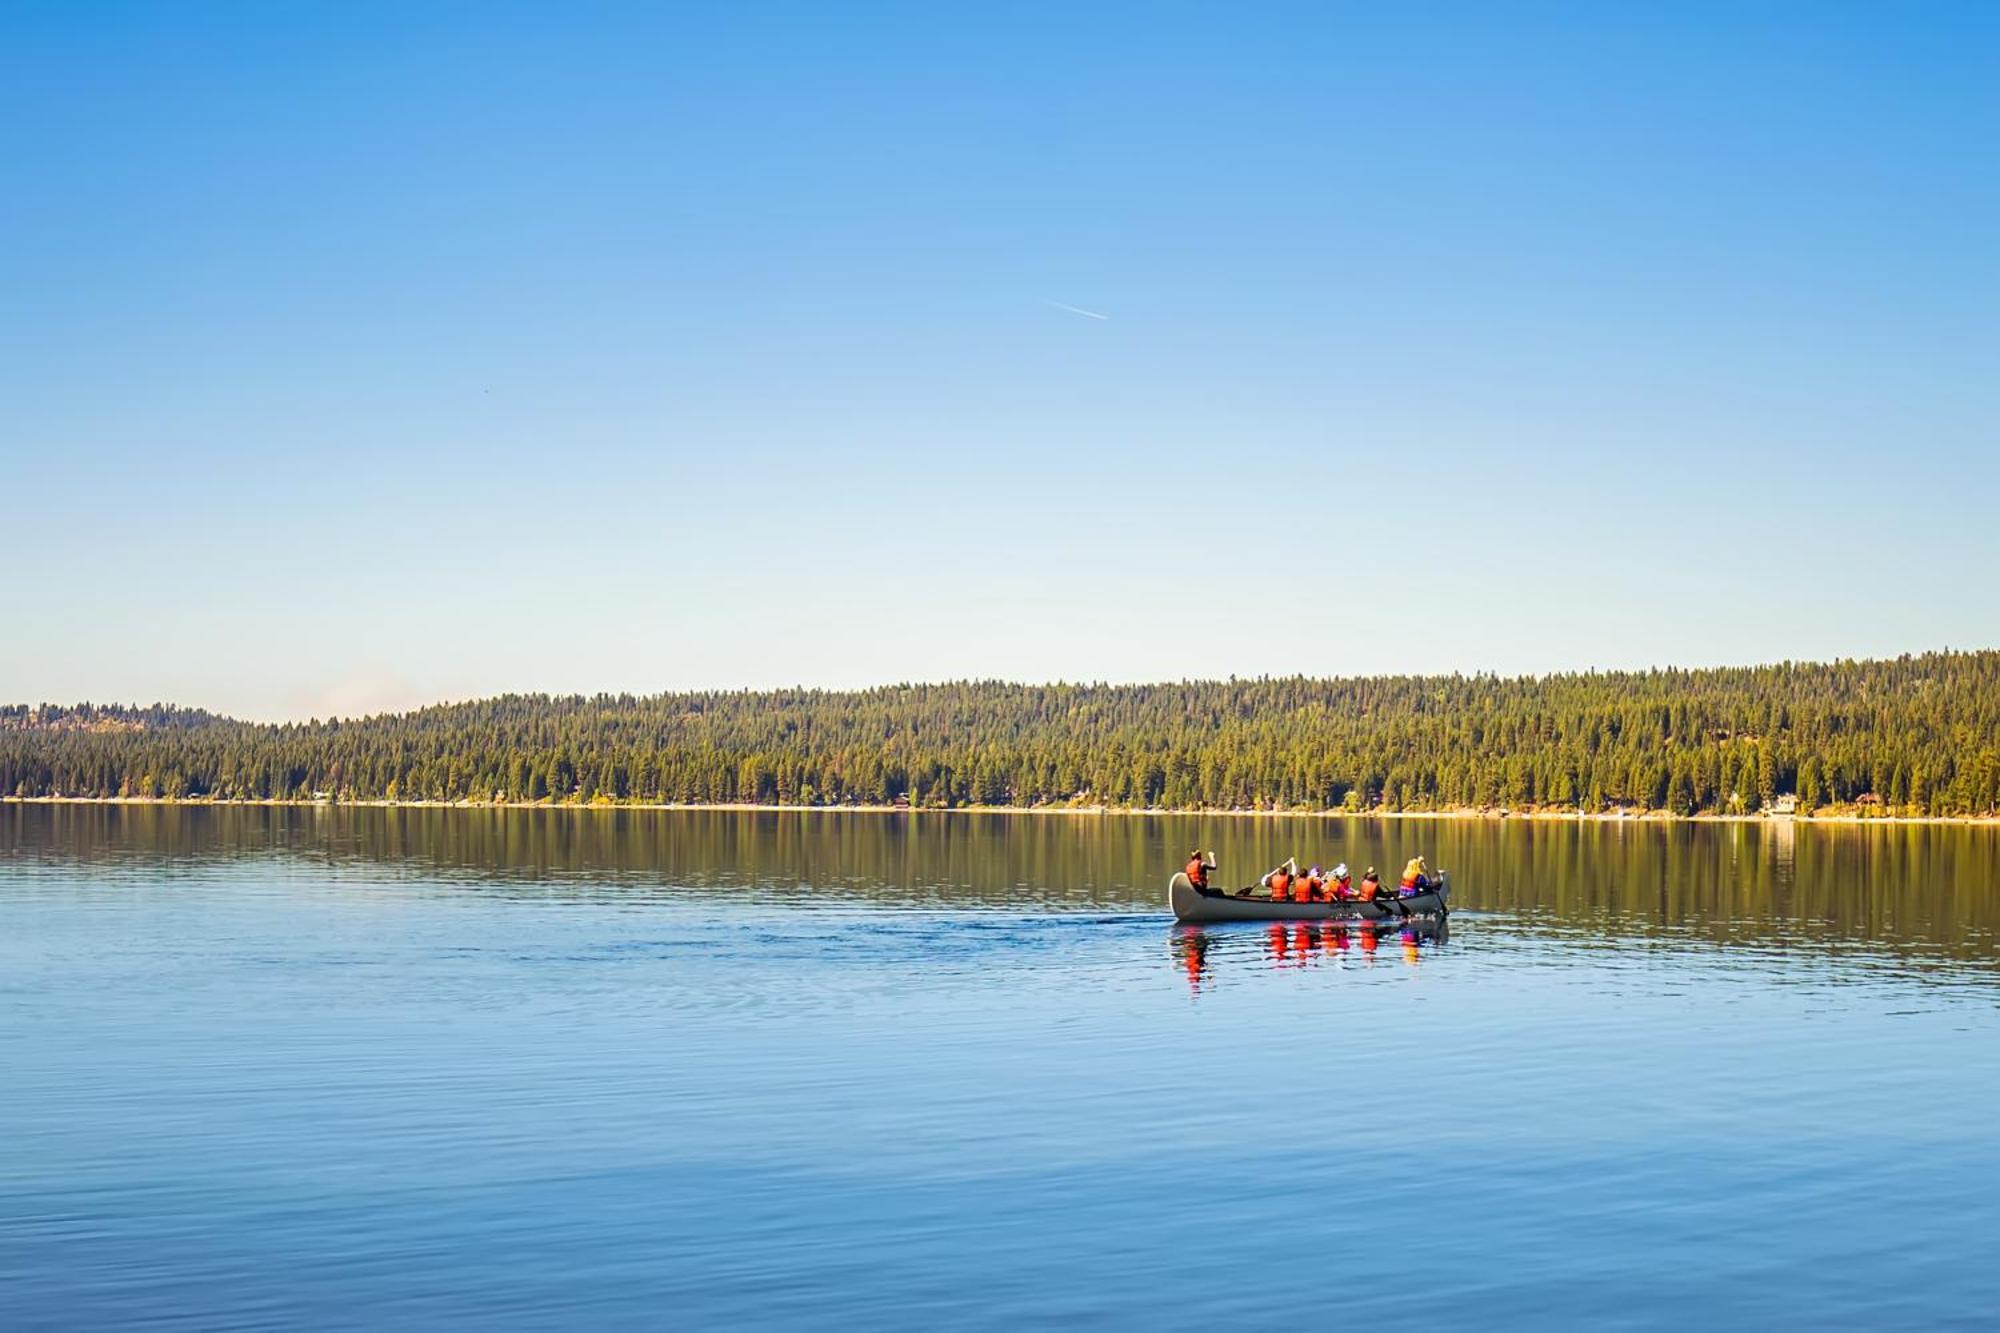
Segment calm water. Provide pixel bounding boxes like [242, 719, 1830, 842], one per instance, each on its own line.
[4, 806, 1998, 1330]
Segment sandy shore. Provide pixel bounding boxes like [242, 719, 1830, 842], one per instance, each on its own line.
[4, 796, 1996, 826]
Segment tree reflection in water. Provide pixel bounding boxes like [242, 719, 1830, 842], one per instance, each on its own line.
[7, 804, 1995, 981]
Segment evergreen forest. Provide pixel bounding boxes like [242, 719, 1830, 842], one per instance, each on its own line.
[4, 652, 1998, 817]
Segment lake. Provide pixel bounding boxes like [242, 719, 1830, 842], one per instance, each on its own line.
[3, 805, 1997, 1329]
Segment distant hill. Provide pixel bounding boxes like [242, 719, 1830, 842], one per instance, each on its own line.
[0, 703, 226, 734]
[4, 653, 1998, 816]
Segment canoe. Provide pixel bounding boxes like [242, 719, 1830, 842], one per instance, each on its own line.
[1169, 871, 1450, 924]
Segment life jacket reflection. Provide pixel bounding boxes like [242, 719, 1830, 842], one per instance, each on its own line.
[1175, 929, 1210, 990]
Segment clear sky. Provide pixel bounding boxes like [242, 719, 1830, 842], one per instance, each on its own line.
[5, 2, 1996, 720]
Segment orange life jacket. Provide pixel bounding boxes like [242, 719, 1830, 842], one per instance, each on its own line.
[1269, 871, 1292, 900]
[1300, 875, 1323, 901]
[1331, 875, 1354, 899]
[1184, 857, 1208, 889]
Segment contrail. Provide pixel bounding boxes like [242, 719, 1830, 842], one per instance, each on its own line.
[1045, 299, 1109, 320]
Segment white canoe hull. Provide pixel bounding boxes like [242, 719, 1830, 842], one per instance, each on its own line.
[1169, 872, 1450, 924]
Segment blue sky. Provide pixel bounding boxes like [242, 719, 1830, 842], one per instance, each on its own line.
[5, 2, 1996, 720]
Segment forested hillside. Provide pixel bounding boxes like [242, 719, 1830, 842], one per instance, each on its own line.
[5, 653, 1999, 816]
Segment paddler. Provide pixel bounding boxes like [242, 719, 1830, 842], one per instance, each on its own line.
[1328, 863, 1354, 899]
[1400, 855, 1432, 895]
[1359, 866, 1409, 917]
[1184, 848, 1216, 891]
[1264, 859, 1297, 901]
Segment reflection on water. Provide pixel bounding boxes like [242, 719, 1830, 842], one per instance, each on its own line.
[1174, 919, 1448, 991]
[8, 803, 1998, 959]
[3, 805, 1999, 1329]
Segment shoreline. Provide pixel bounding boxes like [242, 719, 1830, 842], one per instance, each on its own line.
[4, 796, 1996, 827]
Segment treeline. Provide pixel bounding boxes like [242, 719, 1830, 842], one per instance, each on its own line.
[4, 652, 2000, 817]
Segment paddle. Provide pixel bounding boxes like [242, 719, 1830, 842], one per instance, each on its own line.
[1237, 857, 1295, 898]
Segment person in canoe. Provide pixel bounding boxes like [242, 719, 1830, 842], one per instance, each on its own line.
[1262, 859, 1298, 900]
[1298, 865, 1326, 901]
[1359, 866, 1411, 916]
[1327, 863, 1354, 899]
[1184, 849, 1216, 891]
[1400, 855, 1433, 896]
[1292, 865, 1316, 901]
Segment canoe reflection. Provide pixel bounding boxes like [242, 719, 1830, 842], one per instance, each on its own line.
[1172, 917, 1447, 990]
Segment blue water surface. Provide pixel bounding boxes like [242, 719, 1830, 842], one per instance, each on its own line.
[2, 808, 1997, 1329]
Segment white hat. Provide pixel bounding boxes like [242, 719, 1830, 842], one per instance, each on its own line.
[1333, 863, 1349, 879]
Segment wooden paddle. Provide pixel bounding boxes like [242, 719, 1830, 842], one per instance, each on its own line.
[1237, 858, 1295, 898]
